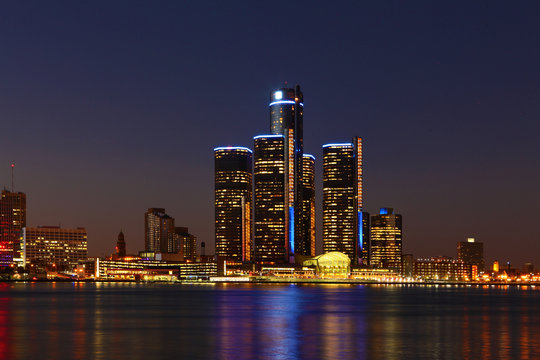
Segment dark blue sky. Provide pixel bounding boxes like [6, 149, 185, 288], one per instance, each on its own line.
[1, 1, 539, 266]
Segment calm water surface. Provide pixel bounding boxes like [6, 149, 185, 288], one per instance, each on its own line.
[0, 282, 538, 360]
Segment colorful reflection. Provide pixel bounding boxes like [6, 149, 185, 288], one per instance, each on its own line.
[0, 283, 536, 359]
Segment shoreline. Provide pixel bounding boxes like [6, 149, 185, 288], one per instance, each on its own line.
[1, 278, 538, 287]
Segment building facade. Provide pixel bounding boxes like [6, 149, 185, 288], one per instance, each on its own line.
[301, 154, 316, 257]
[457, 237, 484, 271]
[144, 208, 175, 253]
[322, 138, 363, 264]
[254, 135, 286, 263]
[0, 190, 26, 266]
[414, 256, 472, 281]
[175, 227, 197, 261]
[23, 226, 88, 270]
[214, 147, 253, 261]
[370, 208, 402, 272]
[268, 86, 313, 260]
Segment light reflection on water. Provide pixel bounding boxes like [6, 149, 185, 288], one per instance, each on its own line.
[0, 282, 538, 360]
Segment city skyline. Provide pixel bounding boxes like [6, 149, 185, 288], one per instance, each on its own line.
[1, 2, 539, 266]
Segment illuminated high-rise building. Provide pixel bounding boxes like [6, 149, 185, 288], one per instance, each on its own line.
[254, 135, 286, 263]
[175, 227, 197, 260]
[269, 86, 309, 259]
[0, 190, 26, 266]
[144, 208, 175, 253]
[457, 237, 484, 271]
[214, 147, 253, 261]
[23, 226, 87, 270]
[301, 154, 316, 257]
[322, 138, 364, 264]
[360, 211, 370, 265]
[370, 208, 402, 272]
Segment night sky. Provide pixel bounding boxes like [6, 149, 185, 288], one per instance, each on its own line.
[1, 2, 539, 266]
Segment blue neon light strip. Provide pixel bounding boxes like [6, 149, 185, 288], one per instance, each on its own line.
[253, 134, 285, 140]
[289, 207, 295, 254]
[303, 154, 315, 160]
[214, 146, 253, 153]
[269, 100, 304, 107]
[322, 143, 353, 148]
[358, 211, 363, 251]
[379, 208, 389, 215]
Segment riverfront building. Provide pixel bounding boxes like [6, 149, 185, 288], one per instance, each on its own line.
[176, 227, 197, 261]
[254, 135, 286, 263]
[214, 147, 253, 261]
[144, 208, 175, 253]
[301, 154, 316, 257]
[370, 208, 402, 272]
[0, 190, 26, 266]
[414, 256, 472, 281]
[322, 138, 363, 264]
[457, 237, 484, 271]
[23, 226, 88, 270]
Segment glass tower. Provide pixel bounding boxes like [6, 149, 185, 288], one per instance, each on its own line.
[269, 85, 309, 260]
[322, 137, 364, 264]
[214, 147, 253, 262]
[301, 154, 316, 257]
[254, 135, 287, 263]
[370, 208, 403, 272]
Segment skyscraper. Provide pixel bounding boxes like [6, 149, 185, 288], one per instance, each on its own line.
[301, 154, 316, 257]
[269, 86, 308, 260]
[457, 237, 484, 271]
[254, 135, 286, 263]
[0, 190, 26, 266]
[144, 208, 175, 253]
[214, 147, 253, 261]
[322, 138, 363, 263]
[370, 208, 403, 272]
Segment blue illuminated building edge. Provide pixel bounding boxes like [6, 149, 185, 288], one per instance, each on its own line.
[322, 143, 353, 148]
[269, 100, 304, 107]
[253, 134, 285, 140]
[213, 146, 253, 153]
[289, 207, 295, 254]
[303, 154, 315, 160]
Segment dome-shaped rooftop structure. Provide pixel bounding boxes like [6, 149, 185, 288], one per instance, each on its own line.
[303, 251, 351, 277]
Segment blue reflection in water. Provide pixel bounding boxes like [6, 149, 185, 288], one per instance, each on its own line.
[0, 283, 539, 360]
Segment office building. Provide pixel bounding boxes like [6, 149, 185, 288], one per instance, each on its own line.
[254, 135, 287, 263]
[214, 147, 253, 261]
[457, 237, 484, 271]
[360, 211, 370, 265]
[322, 138, 363, 264]
[414, 256, 472, 281]
[402, 253, 414, 278]
[144, 208, 175, 253]
[268, 86, 311, 259]
[370, 208, 402, 272]
[24, 226, 88, 270]
[301, 154, 316, 257]
[175, 227, 197, 260]
[0, 190, 26, 266]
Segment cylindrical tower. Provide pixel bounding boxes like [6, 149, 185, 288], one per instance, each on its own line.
[214, 147, 253, 261]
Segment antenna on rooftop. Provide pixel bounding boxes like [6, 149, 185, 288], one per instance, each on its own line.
[11, 163, 15, 192]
